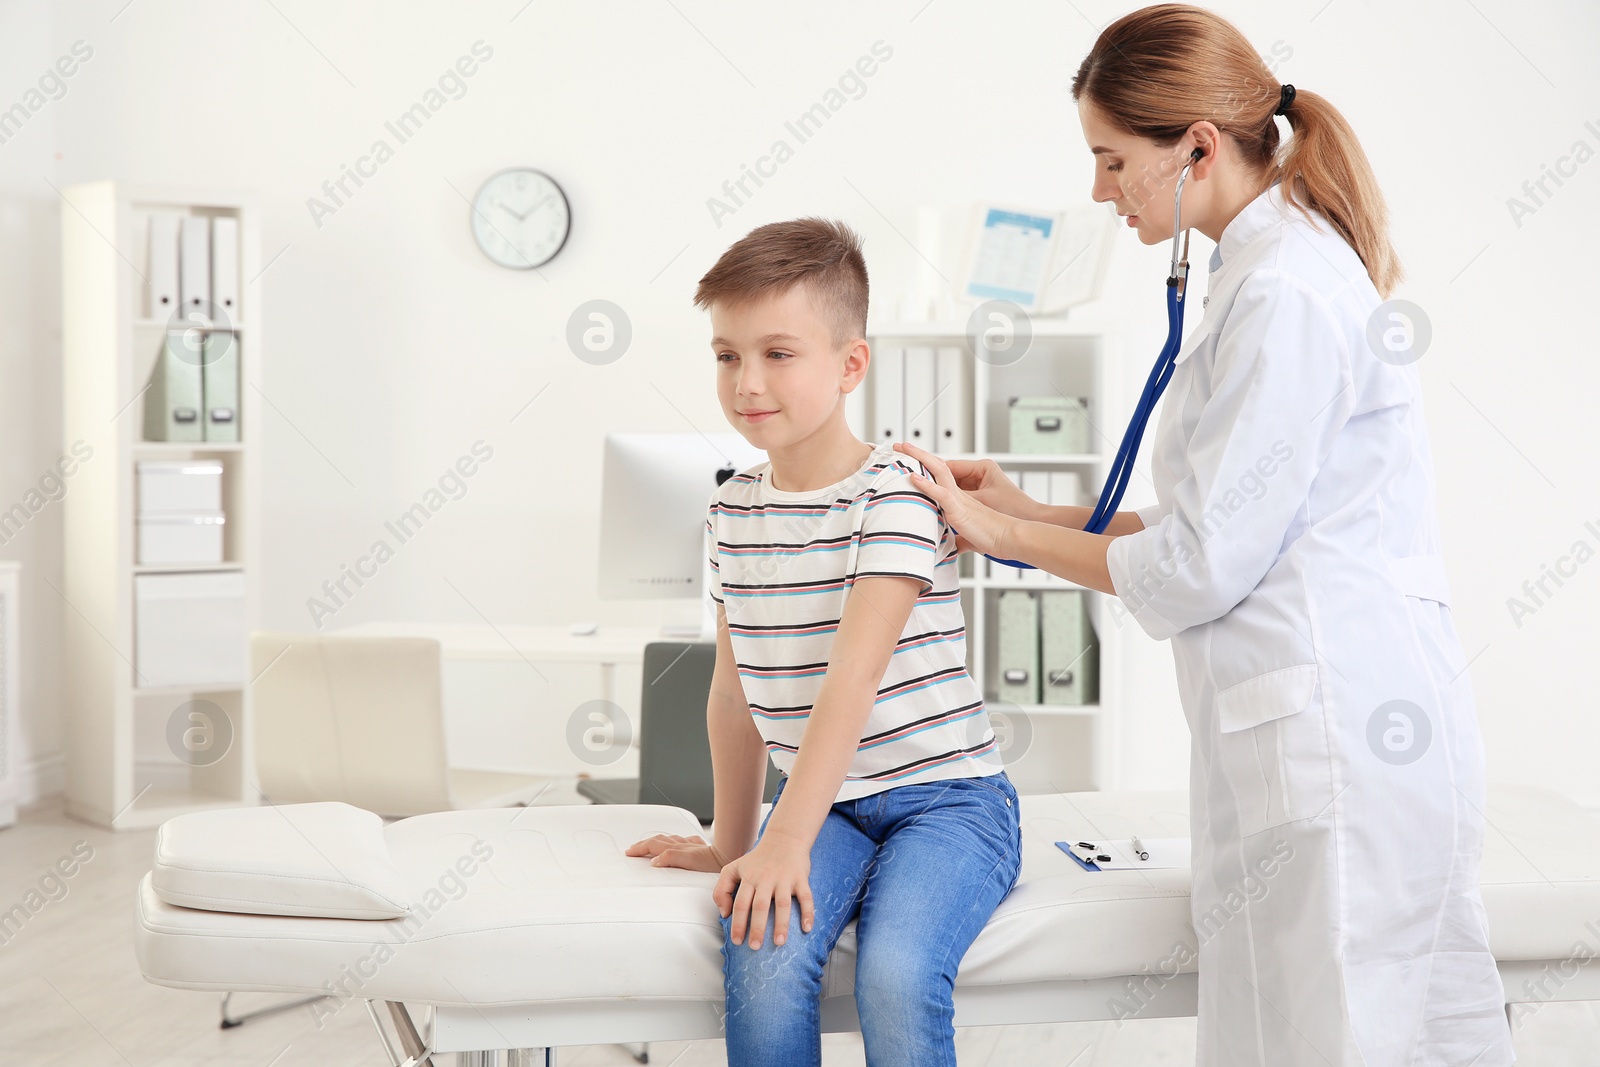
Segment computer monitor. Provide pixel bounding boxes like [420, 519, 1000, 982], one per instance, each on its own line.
[598, 432, 766, 637]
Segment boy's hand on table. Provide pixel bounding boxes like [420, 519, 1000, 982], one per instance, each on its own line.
[625, 833, 729, 874]
[714, 832, 815, 950]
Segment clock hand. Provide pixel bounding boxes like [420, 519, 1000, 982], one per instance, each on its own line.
[502, 194, 555, 222]
[493, 199, 533, 223]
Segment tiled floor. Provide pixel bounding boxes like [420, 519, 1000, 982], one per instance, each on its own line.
[2, 788, 1594, 1065]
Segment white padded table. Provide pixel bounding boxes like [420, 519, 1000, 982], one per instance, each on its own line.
[135, 786, 1600, 1058]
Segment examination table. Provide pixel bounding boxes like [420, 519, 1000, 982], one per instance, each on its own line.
[134, 786, 1600, 1065]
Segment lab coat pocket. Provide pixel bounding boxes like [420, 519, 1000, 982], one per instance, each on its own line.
[1178, 322, 1220, 365]
[1213, 663, 1325, 838]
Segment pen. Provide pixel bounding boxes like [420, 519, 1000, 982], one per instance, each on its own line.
[1131, 836, 1149, 861]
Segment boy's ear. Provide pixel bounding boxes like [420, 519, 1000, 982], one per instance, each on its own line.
[842, 337, 871, 386]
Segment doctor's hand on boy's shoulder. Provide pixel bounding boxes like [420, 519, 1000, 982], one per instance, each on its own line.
[895, 442, 1038, 522]
[714, 833, 816, 950]
[893, 441, 1024, 559]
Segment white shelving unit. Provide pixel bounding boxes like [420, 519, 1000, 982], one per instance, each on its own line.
[0, 561, 19, 827]
[857, 320, 1122, 792]
[61, 182, 261, 830]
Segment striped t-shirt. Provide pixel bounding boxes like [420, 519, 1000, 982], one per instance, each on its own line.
[705, 439, 1006, 803]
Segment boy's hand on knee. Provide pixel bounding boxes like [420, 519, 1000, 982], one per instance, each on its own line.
[624, 833, 728, 873]
[713, 836, 815, 950]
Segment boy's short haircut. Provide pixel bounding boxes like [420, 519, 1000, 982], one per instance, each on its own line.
[693, 217, 869, 347]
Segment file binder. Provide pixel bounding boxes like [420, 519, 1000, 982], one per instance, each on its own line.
[903, 345, 937, 446]
[987, 466, 1024, 582]
[180, 215, 210, 319]
[933, 345, 971, 452]
[148, 214, 180, 319]
[1041, 589, 1098, 705]
[211, 216, 240, 321]
[142, 335, 203, 442]
[996, 589, 1040, 704]
[872, 345, 905, 443]
[1049, 470, 1083, 510]
[202, 331, 240, 442]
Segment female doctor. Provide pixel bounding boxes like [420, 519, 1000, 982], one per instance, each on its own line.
[896, 5, 1513, 1066]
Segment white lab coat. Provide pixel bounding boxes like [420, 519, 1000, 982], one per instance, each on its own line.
[1106, 182, 1513, 1066]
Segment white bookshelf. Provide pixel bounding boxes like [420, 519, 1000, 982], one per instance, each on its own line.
[858, 321, 1122, 792]
[61, 182, 261, 830]
[0, 561, 18, 827]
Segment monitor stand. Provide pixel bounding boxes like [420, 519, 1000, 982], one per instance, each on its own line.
[659, 617, 708, 640]
[659, 581, 715, 641]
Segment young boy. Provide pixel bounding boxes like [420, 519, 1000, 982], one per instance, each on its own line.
[625, 217, 1022, 1066]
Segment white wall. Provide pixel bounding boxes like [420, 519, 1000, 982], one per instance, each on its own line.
[3, 0, 1597, 802]
[0, 0, 68, 800]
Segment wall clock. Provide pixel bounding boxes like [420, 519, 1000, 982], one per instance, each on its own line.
[469, 168, 570, 270]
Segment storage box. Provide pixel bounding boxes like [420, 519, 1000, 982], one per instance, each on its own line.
[134, 571, 247, 687]
[138, 460, 223, 514]
[1008, 396, 1091, 454]
[138, 512, 225, 565]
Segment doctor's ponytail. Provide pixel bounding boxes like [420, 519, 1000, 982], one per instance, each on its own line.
[1071, 3, 1403, 297]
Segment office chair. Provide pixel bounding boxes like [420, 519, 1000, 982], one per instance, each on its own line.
[251, 632, 553, 817]
[577, 640, 782, 824]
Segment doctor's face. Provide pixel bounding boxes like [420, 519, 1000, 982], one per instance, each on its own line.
[1078, 100, 1195, 246]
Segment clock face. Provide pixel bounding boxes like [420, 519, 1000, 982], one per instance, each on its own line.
[469, 168, 570, 269]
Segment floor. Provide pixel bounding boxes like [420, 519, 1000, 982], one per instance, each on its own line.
[2, 786, 1596, 1066]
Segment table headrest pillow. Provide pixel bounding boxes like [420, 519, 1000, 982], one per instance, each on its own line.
[151, 801, 410, 919]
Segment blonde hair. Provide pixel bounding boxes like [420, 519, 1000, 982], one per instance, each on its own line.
[1071, 3, 1402, 296]
[694, 217, 869, 346]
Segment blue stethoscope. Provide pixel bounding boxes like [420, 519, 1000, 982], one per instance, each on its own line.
[972, 148, 1203, 569]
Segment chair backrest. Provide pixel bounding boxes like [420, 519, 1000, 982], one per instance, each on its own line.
[251, 632, 454, 817]
[638, 641, 781, 822]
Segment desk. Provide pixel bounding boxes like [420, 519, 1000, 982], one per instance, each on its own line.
[332, 622, 669, 704]
[329, 622, 697, 777]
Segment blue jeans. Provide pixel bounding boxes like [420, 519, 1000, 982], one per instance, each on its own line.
[719, 771, 1023, 1067]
